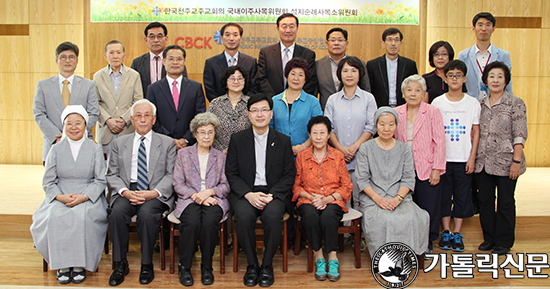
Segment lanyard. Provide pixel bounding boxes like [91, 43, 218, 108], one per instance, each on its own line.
[476, 53, 491, 74]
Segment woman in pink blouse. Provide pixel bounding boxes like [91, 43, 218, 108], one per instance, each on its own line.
[395, 75, 446, 254]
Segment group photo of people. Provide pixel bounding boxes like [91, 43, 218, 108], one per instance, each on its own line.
[25, 8, 533, 288]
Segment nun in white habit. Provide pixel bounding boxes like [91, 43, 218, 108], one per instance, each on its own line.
[30, 105, 107, 284]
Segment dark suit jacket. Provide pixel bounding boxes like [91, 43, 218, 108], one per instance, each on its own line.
[146, 77, 206, 142]
[366, 55, 417, 107]
[256, 43, 317, 97]
[203, 52, 257, 101]
[131, 52, 188, 98]
[225, 127, 296, 204]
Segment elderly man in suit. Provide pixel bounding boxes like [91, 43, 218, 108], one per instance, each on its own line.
[106, 99, 176, 286]
[366, 28, 417, 107]
[458, 12, 512, 100]
[225, 93, 296, 287]
[131, 22, 187, 98]
[147, 45, 206, 150]
[203, 22, 257, 101]
[316, 27, 371, 110]
[93, 40, 143, 157]
[256, 13, 317, 97]
[33, 41, 99, 162]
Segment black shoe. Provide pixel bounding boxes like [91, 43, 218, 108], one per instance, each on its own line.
[259, 265, 274, 287]
[178, 264, 194, 286]
[57, 269, 72, 284]
[139, 263, 154, 285]
[109, 260, 129, 286]
[492, 246, 510, 255]
[243, 265, 259, 287]
[201, 267, 214, 285]
[478, 241, 494, 251]
[71, 269, 86, 284]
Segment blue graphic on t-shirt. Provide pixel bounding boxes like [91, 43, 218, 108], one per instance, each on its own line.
[444, 118, 466, 142]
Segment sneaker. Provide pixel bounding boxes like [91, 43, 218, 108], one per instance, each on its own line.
[424, 242, 433, 258]
[314, 259, 326, 281]
[327, 260, 340, 282]
[438, 230, 452, 250]
[452, 233, 465, 252]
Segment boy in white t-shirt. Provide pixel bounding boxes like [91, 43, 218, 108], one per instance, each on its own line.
[432, 60, 480, 252]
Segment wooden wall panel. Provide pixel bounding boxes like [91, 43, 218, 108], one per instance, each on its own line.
[543, 1, 550, 28]
[533, 125, 550, 167]
[29, 0, 83, 24]
[424, 27, 473, 73]
[512, 76, 539, 125]
[0, 73, 33, 121]
[0, 0, 29, 24]
[539, 30, 550, 77]
[491, 29, 541, 77]
[31, 123, 43, 163]
[483, 0, 542, 17]
[29, 24, 84, 74]
[537, 77, 550, 124]
[0, 120, 34, 164]
[524, 124, 537, 167]
[0, 36, 29, 72]
[426, 0, 482, 28]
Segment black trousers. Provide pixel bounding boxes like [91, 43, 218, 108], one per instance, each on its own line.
[298, 204, 343, 253]
[477, 170, 517, 248]
[178, 203, 223, 270]
[232, 196, 285, 267]
[108, 197, 168, 264]
[413, 177, 442, 243]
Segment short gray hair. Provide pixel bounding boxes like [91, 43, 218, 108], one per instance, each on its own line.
[401, 74, 426, 93]
[190, 112, 220, 136]
[131, 99, 157, 116]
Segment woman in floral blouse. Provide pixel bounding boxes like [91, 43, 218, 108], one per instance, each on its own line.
[475, 61, 527, 256]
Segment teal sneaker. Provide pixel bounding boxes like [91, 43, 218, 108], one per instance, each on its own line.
[327, 260, 340, 282]
[314, 259, 326, 281]
[452, 233, 465, 252]
[439, 230, 452, 250]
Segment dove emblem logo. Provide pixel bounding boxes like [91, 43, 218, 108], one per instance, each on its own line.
[372, 242, 419, 288]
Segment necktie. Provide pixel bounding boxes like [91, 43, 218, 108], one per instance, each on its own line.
[172, 80, 179, 111]
[137, 136, 148, 191]
[229, 57, 236, 67]
[62, 80, 70, 107]
[282, 48, 290, 87]
[154, 56, 160, 82]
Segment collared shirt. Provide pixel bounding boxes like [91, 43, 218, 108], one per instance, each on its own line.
[253, 128, 269, 186]
[385, 55, 398, 106]
[58, 74, 75, 94]
[324, 87, 378, 170]
[224, 51, 240, 66]
[329, 54, 347, 91]
[475, 44, 493, 99]
[270, 90, 323, 146]
[292, 145, 353, 212]
[149, 51, 163, 84]
[109, 64, 124, 96]
[166, 75, 183, 95]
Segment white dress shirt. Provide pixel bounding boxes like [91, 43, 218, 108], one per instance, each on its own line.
[386, 55, 398, 106]
[253, 128, 269, 187]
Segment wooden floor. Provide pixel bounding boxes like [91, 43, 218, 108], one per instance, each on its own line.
[1, 165, 549, 288]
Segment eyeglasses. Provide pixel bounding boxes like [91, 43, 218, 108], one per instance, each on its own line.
[166, 57, 184, 63]
[228, 77, 244, 83]
[197, 131, 215, 137]
[147, 34, 165, 40]
[328, 38, 346, 43]
[446, 74, 464, 80]
[434, 53, 448, 58]
[385, 37, 401, 43]
[249, 108, 271, 114]
[58, 54, 77, 61]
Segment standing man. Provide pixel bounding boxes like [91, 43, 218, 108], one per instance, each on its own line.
[147, 45, 206, 150]
[107, 99, 176, 286]
[366, 28, 417, 107]
[316, 27, 371, 110]
[256, 13, 317, 96]
[458, 12, 512, 100]
[225, 94, 296, 287]
[33, 41, 99, 162]
[203, 22, 257, 101]
[94, 40, 143, 157]
[131, 22, 187, 98]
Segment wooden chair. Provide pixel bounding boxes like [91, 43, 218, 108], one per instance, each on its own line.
[232, 213, 290, 273]
[165, 211, 228, 274]
[294, 208, 362, 272]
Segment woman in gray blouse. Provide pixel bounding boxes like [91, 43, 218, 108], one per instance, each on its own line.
[355, 107, 429, 258]
[475, 62, 527, 256]
[30, 105, 107, 284]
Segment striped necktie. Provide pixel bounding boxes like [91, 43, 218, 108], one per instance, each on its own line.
[137, 136, 148, 191]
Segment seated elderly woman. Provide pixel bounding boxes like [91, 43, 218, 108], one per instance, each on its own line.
[207, 65, 251, 153]
[394, 75, 446, 254]
[293, 115, 352, 282]
[30, 105, 107, 284]
[172, 112, 230, 286]
[356, 107, 429, 258]
[270, 57, 322, 155]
